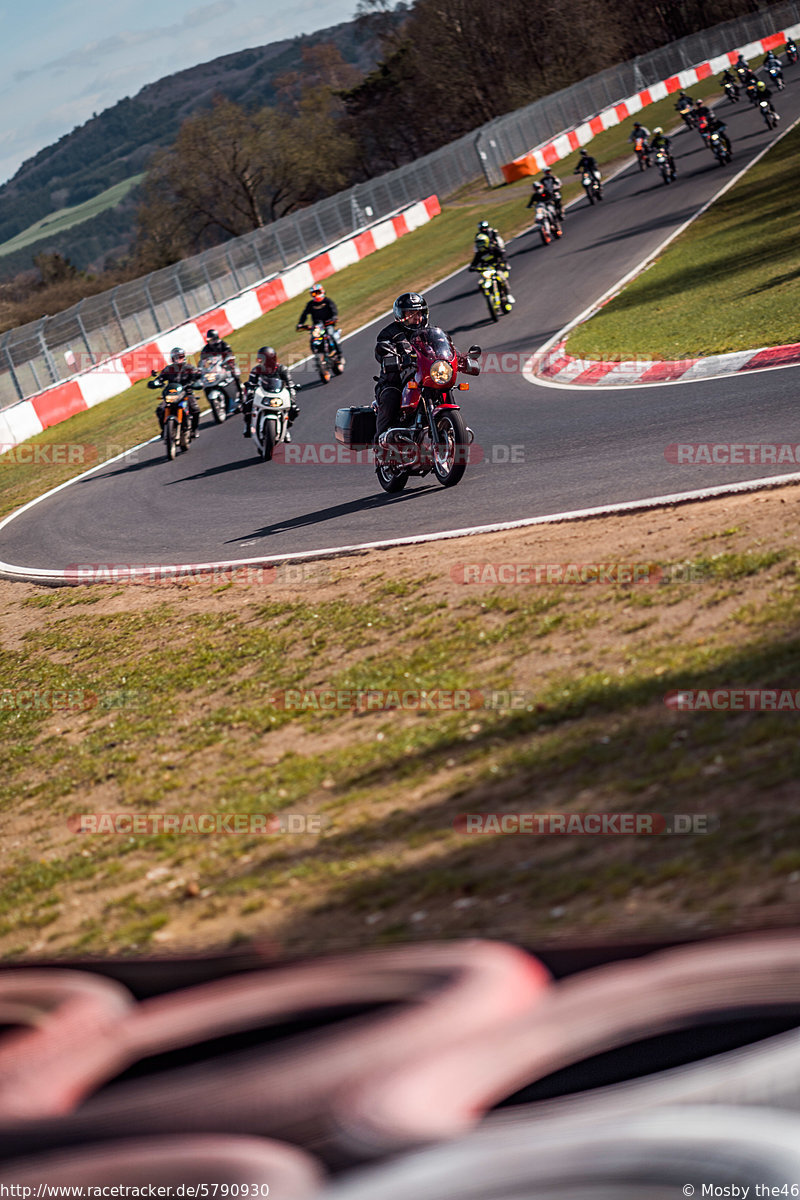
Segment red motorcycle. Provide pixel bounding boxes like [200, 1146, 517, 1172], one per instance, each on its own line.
[335, 328, 481, 493]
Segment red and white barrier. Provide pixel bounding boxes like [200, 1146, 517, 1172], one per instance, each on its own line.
[0, 196, 441, 454]
[501, 28, 800, 181]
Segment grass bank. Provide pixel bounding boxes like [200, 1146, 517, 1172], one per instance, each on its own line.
[1, 486, 799, 958]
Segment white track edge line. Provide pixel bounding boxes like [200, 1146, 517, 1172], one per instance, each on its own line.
[3, 472, 800, 585]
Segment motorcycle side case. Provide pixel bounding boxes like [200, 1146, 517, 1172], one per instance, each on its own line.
[334, 406, 376, 449]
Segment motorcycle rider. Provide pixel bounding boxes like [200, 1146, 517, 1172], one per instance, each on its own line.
[675, 91, 695, 125]
[148, 348, 202, 440]
[574, 149, 601, 188]
[706, 114, 732, 154]
[755, 78, 779, 117]
[734, 52, 749, 80]
[721, 67, 739, 98]
[540, 169, 563, 217]
[198, 327, 244, 405]
[650, 127, 677, 177]
[693, 99, 712, 140]
[241, 346, 298, 441]
[476, 219, 505, 253]
[296, 284, 341, 352]
[785, 37, 798, 63]
[373, 293, 430, 440]
[469, 232, 515, 305]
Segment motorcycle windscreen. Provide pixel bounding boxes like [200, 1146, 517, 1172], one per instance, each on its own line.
[259, 377, 285, 394]
[412, 328, 455, 361]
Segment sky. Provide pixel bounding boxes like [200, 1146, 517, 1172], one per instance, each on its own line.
[2, 0, 360, 186]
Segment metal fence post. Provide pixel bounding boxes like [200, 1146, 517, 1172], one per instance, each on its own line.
[36, 319, 60, 385]
[110, 287, 128, 345]
[74, 299, 95, 364]
[142, 279, 160, 332]
[1, 332, 24, 402]
[224, 249, 241, 292]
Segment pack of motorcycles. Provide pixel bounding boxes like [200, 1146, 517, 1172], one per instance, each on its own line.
[153, 49, 791, 493]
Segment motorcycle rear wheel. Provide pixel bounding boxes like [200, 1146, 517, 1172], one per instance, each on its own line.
[433, 409, 468, 488]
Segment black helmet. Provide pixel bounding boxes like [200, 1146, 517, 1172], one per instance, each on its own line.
[170, 347, 186, 364]
[393, 292, 429, 330]
[257, 346, 278, 372]
[205, 328, 221, 344]
[477, 220, 490, 232]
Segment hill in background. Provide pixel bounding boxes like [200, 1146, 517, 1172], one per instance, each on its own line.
[0, 14, 387, 279]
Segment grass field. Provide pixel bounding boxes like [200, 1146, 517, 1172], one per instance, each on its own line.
[1, 485, 799, 958]
[567, 115, 800, 360]
[0, 176, 143, 259]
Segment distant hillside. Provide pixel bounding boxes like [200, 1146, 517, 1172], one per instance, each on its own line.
[0, 14, 388, 274]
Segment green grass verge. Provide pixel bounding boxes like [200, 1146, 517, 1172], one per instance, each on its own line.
[0, 176, 144, 258]
[567, 114, 800, 360]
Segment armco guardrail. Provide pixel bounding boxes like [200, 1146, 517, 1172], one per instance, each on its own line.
[0, 198, 439, 454]
[1, 0, 797, 415]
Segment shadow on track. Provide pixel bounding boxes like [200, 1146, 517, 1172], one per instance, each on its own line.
[230, 487, 437, 543]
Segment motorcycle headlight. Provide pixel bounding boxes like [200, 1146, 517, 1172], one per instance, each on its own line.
[430, 360, 453, 385]
[269, 397, 283, 408]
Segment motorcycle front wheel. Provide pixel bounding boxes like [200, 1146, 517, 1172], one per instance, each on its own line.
[258, 415, 275, 462]
[433, 409, 468, 488]
[485, 289, 499, 323]
[179, 419, 191, 452]
[164, 420, 177, 461]
[207, 390, 225, 424]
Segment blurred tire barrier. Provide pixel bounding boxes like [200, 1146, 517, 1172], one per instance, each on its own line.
[317, 1106, 800, 1200]
[333, 933, 800, 1155]
[0, 1136, 322, 1198]
[0, 969, 134, 1118]
[0, 941, 548, 1165]
[1, 933, 800, 1189]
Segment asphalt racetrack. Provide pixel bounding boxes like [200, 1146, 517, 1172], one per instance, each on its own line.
[3, 84, 800, 574]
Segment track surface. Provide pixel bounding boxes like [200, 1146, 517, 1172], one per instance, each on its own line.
[3, 83, 800, 572]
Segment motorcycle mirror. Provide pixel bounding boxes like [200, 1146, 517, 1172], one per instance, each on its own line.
[468, 345, 482, 356]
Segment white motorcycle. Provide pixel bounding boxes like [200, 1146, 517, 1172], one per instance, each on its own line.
[251, 376, 294, 461]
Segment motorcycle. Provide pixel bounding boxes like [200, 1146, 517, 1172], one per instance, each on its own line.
[708, 129, 732, 164]
[298, 322, 344, 385]
[676, 102, 696, 129]
[532, 199, 562, 245]
[200, 355, 239, 423]
[759, 97, 779, 128]
[745, 80, 759, 105]
[654, 147, 676, 183]
[723, 80, 740, 102]
[159, 383, 193, 461]
[335, 329, 481, 494]
[250, 375, 295, 462]
[633, 136, 651, 170]
[696, 113, 711, 144]
[581, 171, 603, 204]
[767, 63, 785, 89]
[476, 265, 513, 321]
[543, 188, 563, 219]
[786, 42, 798, 65]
